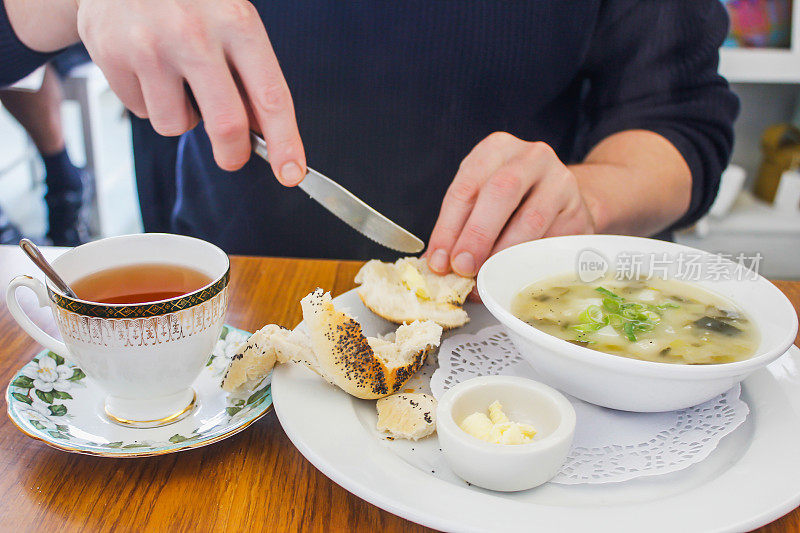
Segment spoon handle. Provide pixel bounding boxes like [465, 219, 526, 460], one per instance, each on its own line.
[18, 239, 78, 299]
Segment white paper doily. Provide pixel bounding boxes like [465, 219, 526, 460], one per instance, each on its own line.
[430, 325, 750, 485]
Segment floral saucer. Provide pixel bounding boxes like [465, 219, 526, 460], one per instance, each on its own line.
[5, 325, 271, 457]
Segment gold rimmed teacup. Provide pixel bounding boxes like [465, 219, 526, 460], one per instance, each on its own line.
[6, 233, 230, 427]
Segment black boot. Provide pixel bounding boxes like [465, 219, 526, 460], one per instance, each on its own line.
[43, 149, 90, 247]
[45, 183, 90, 247]
[0, 208, 24, 245]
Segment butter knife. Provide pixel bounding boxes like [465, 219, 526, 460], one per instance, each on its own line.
[250, 132, 424, 253]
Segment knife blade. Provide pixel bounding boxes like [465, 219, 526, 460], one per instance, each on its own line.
[250, 132, 424, 253]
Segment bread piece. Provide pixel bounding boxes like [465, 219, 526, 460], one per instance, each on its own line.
[273, 327, 325, 379]
[354, 257, 474, 329]
[376, 393, 437, 440]
[300, 288, 442, 399]
[221, 324, 288, 394]
[222, 323, 322, 394]
[221, 289, 442, 400]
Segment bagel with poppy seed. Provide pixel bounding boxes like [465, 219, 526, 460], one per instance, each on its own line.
[377, 392, 437, 440]
[300, 288, 443, 399]
[220, 289, 443, 400]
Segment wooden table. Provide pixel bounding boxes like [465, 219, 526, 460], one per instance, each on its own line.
[0, 245, 798, 532]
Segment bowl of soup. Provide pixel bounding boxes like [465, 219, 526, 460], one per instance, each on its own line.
[476, 235, 798, 412]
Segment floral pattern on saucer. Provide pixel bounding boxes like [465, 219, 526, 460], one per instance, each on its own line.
[208, 326, 251, 375]
[6, 325, 271, 457]
[9, 351, 86, 441]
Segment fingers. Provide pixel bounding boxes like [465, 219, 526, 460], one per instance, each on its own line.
[93, 64, 148, 119]
[426, 133, 513, 274]
[490, 168, 574, 254]
[138, 69, 198, 136]
[447, 144, 566, 275]
[447, 165, 530, 276]
[427, 178, 480, 274]
[77, 0, 304, 176]
[228, 27, 306, 186]
[543, 195, 595, 238]
[428, 136, 591, 278]
[184, 56, 251, 171]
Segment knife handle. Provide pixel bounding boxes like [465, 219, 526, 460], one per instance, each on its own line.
[250, 132, 270, 162]
[251, 131, 310, 193]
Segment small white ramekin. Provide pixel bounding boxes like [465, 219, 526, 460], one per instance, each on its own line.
[436, 376, 575, 492]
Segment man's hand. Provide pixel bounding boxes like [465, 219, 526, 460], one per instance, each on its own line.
[426, 130, 693, 278]
[73, 0, 305, 180]
[426, 132, 595, 277]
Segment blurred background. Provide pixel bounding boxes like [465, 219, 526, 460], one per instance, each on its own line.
[0, 0, 798, 278]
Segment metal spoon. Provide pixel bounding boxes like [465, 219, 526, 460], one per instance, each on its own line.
[18, 238, 78, 298]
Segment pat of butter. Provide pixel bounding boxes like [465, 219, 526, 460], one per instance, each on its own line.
[399, 262, 430, 300]
[460, 400, 536, 445]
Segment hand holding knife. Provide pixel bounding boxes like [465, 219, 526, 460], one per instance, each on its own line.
[186, 85, 423, 254]
[249, 132, 424, 254]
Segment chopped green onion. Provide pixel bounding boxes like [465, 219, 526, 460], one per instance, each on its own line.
[621, 308, 640, 321]
[622, 302, 644, 312]
[581, 286, 670, 343]
[623, 322, 637, 342]
[602, 298, 620, 313]
[595, 287, 620, 299]
[641, 310, 661, 323]
[579, 305, 605, 324]
[607, 313, 625, 328]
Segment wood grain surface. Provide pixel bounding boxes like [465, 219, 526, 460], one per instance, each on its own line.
[0, 245, 798, 532]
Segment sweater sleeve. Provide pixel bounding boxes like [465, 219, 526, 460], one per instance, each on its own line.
[0, 0, 60, 87]
[580, 0, 740, 230]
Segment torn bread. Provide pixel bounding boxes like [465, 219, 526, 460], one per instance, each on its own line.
[221, 325, 317, 395]
[221, 289, 443, 400]
[221, 324, 288, 394]
[300, 288, 442, 399]
[376, 392, 437, 440]
[354, 257, 474, 329]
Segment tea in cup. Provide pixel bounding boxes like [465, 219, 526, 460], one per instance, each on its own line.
[6, 233, 229, 427]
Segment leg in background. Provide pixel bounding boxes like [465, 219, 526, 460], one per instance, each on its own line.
[0, 64, 87, 246]
[0, 209, 23, 244]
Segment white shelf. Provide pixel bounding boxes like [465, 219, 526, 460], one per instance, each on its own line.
[676, 192, 800, 279]
[698, 191, 800, 234]
[720, 48, 800, 83]
[719, 0, 800, 84]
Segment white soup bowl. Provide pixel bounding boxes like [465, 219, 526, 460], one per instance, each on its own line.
[477, 235, 798, 412]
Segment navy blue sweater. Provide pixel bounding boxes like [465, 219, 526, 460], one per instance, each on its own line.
[1, 1, 739, 259]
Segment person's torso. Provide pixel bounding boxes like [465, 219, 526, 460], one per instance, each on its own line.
[175, 1, 601, 258]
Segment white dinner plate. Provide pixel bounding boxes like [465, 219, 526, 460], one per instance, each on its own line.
[272, 289, 800, 532]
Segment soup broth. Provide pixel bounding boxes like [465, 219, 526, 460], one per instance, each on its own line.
[511, 275, 759, 364]
[72, 263, 213, 304]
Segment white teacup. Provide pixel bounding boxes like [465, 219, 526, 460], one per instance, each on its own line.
[6, 233, 229, 427]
